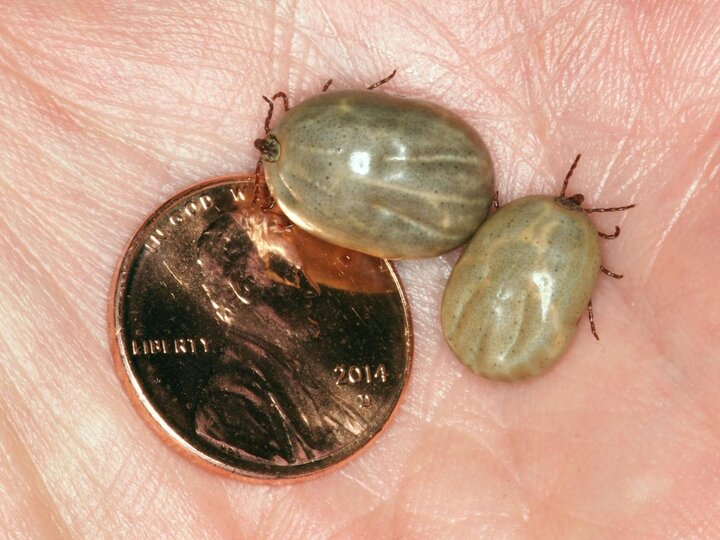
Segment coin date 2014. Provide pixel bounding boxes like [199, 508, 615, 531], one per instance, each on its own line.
[334, 363, 388, 385]
[334, 364, 389, 409]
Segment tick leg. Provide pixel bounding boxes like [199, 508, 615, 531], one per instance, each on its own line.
[493, 190, 500, 210]
[272, 91, 290, 111]
[601, 265, 623, 279]
[598, 226, 620, 239]
[367, 69, 397, 90]
[260, 197, 276, 212]
[322, 79, 333, 92]
[261, 92, 290, 133]
[261, 96, 274, 133]
[588, 299, 600, 340]
[586, 203, 636, 213]
[560, 154, 582, 197]
[253, 157, 277, 210]
[252, 157, 264, 205]
[259, 198, 294, 230]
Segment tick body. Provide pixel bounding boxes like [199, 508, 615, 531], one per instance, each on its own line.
[441, 155, 634, 381]
[256, 90, 495, 259]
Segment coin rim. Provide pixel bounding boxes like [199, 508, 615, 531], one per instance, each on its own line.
[107, 174, 413, 483]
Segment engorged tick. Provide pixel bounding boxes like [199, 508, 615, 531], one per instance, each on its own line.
[441, 154, 635, 381]
[252, 70, 496, 259]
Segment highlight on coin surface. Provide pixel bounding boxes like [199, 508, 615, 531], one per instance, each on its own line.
[109, 175, 412, 481]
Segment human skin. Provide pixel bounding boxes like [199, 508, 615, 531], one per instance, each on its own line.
[0, 1, 718, 538]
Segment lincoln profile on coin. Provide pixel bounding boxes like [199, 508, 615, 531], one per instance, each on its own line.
[193, 207, 369, 466]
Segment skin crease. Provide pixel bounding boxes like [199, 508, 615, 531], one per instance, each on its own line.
[262, 90, 495, 258]
[0, 0, 718, 538]
[442, 196, 602, 381]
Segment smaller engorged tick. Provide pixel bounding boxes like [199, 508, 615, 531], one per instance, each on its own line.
[441, 154, 635, 381]
[252, 71, 495, 259]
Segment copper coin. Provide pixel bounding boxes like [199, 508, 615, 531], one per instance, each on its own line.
[108, 175, 412, 481]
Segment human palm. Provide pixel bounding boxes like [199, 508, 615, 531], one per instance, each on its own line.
[1, 1, 718, 537]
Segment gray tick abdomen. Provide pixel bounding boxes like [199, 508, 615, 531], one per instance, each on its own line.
[441, 196, 601, 380]
[263, 90, 495, 259]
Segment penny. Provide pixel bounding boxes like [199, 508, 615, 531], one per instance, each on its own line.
[108, 175, 412, 481]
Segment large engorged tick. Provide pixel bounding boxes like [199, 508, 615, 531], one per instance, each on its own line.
[441, 154, 635, 381]
[253, 71, 495, 259]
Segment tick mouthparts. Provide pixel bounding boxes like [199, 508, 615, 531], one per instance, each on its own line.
[555, 193, 585, 211]
[254, 135, 281, 162]
[569, 193, 584, 205]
